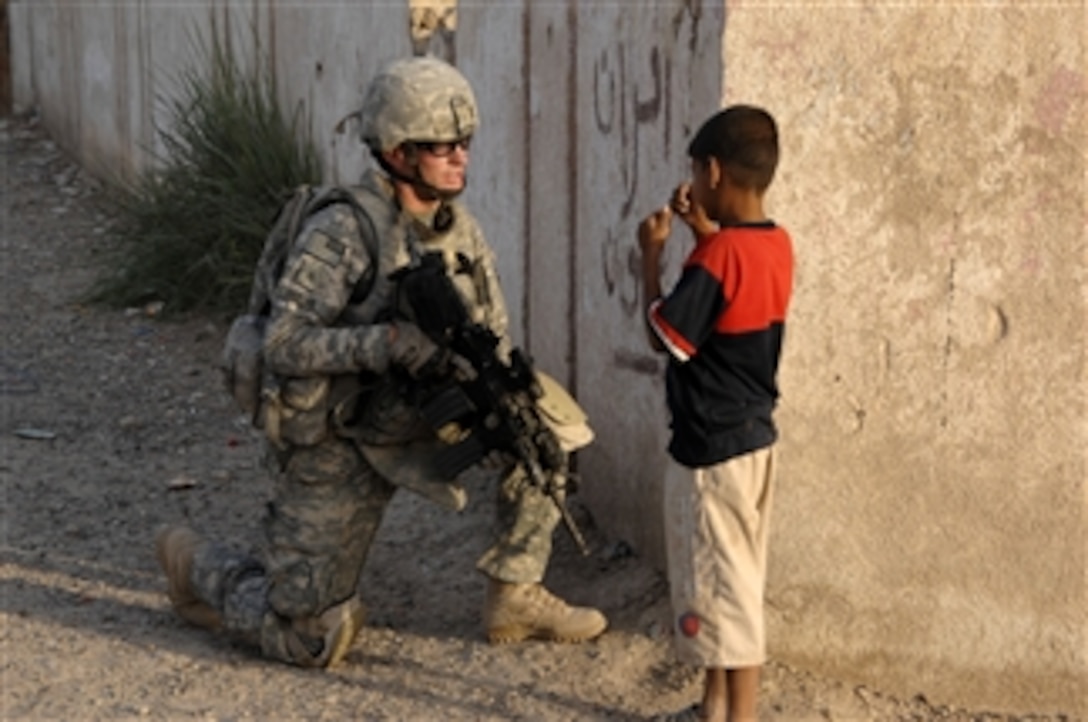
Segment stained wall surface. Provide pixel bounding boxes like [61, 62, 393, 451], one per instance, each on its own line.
[8, 0, 1085, 715]
[721, 1, 1086, 714]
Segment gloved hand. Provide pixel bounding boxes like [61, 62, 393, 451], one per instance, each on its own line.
[447, 353, 478, 383]
[480, 449, 516, 471]
[388, 322, 446, 378]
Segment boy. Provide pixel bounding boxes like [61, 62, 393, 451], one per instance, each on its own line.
[638, 105, 794, 722]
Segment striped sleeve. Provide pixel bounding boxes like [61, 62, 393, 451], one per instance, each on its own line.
[647, 264, 725, 363]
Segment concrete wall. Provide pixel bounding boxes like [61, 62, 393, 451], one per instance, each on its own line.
[722, 0, 1086, 715]
[10, 0, 1085, 715]
[1, 0, 11, 114]
[569, 0, 725, 584]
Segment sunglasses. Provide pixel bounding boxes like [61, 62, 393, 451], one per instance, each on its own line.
[414, 136, 473, 157]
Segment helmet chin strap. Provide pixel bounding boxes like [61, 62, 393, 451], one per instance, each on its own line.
[375, 154, 462, 232]
[377, 154, 465, 203]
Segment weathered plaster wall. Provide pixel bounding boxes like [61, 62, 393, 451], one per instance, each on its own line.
[1, 0, 11, 114]
[9, 0, 1085, 715]
[722, 1, 1086, 714]
[569, 0, 725, 584]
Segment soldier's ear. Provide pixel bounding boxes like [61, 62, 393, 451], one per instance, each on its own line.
[400, 143, 422, 166]
[383, 145, 418, 172]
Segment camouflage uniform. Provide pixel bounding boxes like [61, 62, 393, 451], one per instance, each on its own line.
[160, 56, 604, 666]
[187, 169, 565, 665]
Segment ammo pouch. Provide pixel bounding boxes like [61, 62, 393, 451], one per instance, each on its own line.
[221, 314, 266, 423]
[222, 314, 336, 448]
[220, 314, 328, 447]
[261, 376, 332, 448]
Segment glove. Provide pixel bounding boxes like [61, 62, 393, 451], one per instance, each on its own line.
[388, 322, 446, 378]
[447, 353, 478, 383]
[480, 449, 516, 470]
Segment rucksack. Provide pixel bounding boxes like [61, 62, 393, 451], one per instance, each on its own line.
[220, 185, 379, 425]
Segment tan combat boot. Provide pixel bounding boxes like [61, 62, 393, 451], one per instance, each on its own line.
[484, 580, 608, 644]
[154, 525, 222, 631]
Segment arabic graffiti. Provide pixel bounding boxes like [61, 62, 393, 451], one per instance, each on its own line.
[594, 41, 675, 320]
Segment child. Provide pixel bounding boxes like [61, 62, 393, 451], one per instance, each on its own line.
[638, 105, 794, 722]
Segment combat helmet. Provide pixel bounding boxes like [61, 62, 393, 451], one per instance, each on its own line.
[360, 56, 478, 152]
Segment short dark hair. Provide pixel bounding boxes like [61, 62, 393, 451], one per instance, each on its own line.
[688, 105, 779, 191]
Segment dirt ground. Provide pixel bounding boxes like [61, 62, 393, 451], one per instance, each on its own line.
[1, 113, 1070, 722]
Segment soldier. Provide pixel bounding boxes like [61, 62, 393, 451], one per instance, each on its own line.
[155, 55, 608, 668]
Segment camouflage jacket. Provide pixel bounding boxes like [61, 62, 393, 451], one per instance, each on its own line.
[262, 168, 511, 403]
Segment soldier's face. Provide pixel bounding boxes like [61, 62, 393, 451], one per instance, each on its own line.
[415, 139, 470, 194]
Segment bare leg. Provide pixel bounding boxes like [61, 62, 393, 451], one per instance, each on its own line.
[701, 668, 728, 722]
[726, 666, 760, 722]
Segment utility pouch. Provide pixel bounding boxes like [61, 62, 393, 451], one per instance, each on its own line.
[221, 314, 266, 423]
[280, 376, 330, 411]
[271, 376, 331, 447]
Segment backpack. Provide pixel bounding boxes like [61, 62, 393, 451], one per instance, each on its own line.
[220, 185, 379, 425]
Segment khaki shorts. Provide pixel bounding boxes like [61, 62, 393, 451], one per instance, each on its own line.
[663, 446, 777, 668]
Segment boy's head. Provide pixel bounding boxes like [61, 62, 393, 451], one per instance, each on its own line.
[687, 105, 778, 223]
[688, 105, 778, 190]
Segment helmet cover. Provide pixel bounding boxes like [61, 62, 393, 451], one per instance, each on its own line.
[360, 56, 478, 152]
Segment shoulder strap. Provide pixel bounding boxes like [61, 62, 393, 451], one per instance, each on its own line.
[304, 187, 380, 265]
[304, 187, 383, 304]
[247, 185, 319, 315]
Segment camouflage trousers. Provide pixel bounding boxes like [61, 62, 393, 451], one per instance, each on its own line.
[188, 434, 561, 665]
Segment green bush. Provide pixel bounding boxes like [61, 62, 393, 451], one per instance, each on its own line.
[91, 29, 322, 317]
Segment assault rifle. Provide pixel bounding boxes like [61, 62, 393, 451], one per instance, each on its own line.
[394, 252, 590, 556]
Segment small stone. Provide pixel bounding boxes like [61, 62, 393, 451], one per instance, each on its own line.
[166, 474, 199, 490]
[14, 427, 57, 440]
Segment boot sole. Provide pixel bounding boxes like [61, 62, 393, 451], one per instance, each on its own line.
[487, 621, 608, 645]
[175, 601, 223, 631]
[324, 603, 367, 668]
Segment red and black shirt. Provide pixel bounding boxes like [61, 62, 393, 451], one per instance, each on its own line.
[648, 222, 794, 467]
